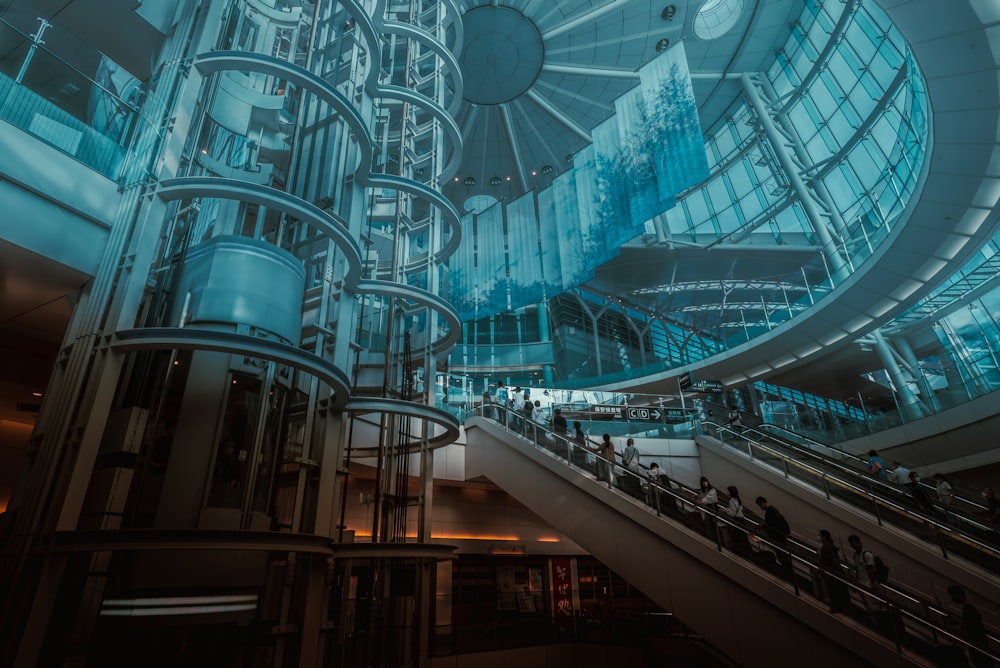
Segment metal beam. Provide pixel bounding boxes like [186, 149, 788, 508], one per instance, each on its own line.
[542, 62, 638, 80]
[541, 0, 632, 41]
[526, 89, 591, 142]
[498, 102, 529, 192]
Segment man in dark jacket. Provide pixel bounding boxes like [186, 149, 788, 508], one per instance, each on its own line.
[756, 496, 791, 567]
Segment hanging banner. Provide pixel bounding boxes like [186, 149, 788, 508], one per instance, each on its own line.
[549, 556, 578, 617]
[448, 43, 708, 321]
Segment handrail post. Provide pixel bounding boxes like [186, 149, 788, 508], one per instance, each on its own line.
[935, 526, 950, 560]
[889, 601, 903, 653]
[872, 488, 884, 526]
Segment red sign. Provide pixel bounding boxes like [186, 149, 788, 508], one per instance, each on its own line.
[550, 557, 575, 617]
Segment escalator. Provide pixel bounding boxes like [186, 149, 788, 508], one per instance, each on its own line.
[701, 403, 999, 569]
[695, 422, 1000, 598]
[464, 413, 981, 668]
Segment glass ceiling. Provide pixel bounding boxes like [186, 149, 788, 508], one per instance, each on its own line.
[451, 0, 928, 373]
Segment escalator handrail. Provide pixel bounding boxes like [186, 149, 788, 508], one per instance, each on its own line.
[758, 422, 989, 515]
[709, 423, 1000, 559]
[471, 406, 1000, 662]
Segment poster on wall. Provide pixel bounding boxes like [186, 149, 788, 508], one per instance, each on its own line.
[497, 562, 517, 611]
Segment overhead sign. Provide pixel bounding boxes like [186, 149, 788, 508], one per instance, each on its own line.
[663, 408, 697, 421]
[693, 380, 724, 394]
[626, 407, 661, 421]
[624, 407, 697, 422]
[590, 404, 625, 418]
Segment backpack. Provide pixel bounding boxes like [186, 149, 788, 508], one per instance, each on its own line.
[866, 551, 890, 583]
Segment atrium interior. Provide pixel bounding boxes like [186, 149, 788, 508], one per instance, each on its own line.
[0, 0, 998, 666]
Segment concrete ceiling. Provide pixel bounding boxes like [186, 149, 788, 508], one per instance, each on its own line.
[0, 238, 84, 509]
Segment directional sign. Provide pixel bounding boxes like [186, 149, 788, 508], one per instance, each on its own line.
[626, 407, 662, 421]
[693, 380, 724, 394]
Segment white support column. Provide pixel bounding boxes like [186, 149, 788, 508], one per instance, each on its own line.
[742, 73, 849, 283]
[871, 329, 927, 420]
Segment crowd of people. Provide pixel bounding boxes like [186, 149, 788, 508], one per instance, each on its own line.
[553, 421, 994, 664]
[478, 389, 996, 664]
[865, 450, 1000, 530]
[641, 461, 995, 665]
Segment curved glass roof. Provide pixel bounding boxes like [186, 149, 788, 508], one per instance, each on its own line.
[693, 0, 745, 40]
[450, 0, 931, 382]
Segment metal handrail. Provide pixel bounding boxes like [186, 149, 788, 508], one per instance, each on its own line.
[758, 422, 990, 515]
[472, 406, 1000, 664]
[707, 422, 1000, 569]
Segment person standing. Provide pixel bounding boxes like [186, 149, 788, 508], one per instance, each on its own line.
[621, 438, 641, 496]
[847, 533, 892, 631]
[494, 381, 509, 424]
[818, 530, 850, 613]
[482, 390, 494, 420]
[530, 400, 546, 424]
[867, 450, 887, 479]
[647, 462, 665, 508]
[720, 486, 746, 550]
[697, 477, 719, 538]
[727, 406, 742, 430]
[947, 584, 994, 668]
[510, 387, 525, 415]
[909, 471, 935, 514]
[935, 473, 955, 505]
[755, 496, 791, 567]
[889, 460, 910, 485]
[521, 395, 534, 421]
[724, 486, 745, 521]
[598, 433, 616, 485]
[569, 421, 589, 470]
[847, 534, 878, 591]
[552, 407, 568, 435]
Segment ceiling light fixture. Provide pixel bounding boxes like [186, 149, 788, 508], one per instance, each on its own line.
[540, 165, 553, 175]
[489, 176, 502, 186]
[661, 5, 677, 21]
[464, 176, 476, 186]
[656, 38, 671, 52]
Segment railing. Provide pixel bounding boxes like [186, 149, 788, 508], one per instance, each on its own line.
[757, 422, 991, 516]
[707, 422, 1000, 576]
[704, 399, 993, 516]
[472, 405, 1000, 666]
[0, 17, 139, 179]
[753, 354, 1000, 445]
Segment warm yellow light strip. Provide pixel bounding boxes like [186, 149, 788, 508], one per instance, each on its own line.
[351, 531, 522, 541]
